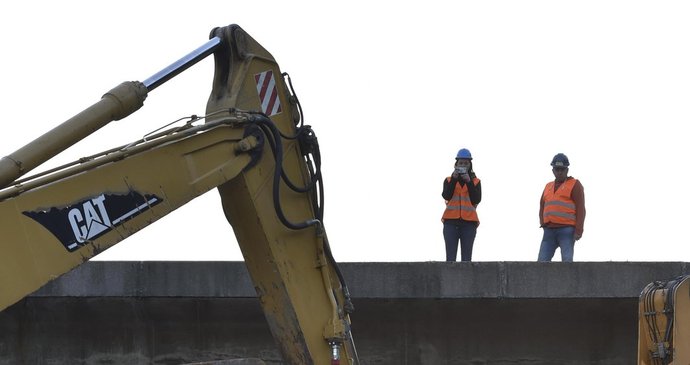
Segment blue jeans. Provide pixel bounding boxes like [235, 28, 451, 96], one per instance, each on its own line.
[443, 220, 477, 262]
[538, 226, 575, 262]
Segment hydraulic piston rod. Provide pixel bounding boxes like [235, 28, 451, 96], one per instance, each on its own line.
[0, 37, 222, 189]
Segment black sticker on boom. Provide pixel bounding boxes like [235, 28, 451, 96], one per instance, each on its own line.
[23, 191, 162, 252]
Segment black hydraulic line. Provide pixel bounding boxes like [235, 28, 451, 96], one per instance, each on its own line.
[662, 279, 681, 364]
[244, 112, 353, 317]
[248, 112, 322, 197]
[317, 168, 324, 221]
[276, 121, 307, 140]
[282, 72, 304, 129]
[285, 127, 321, 193]
[248, 114, 318, 230]
[256, 72, 322, 195]
[247, 114, 351, 312]
[284, 129, 323, 219]
[650, 286, 662, 360]
[648, 287, 659, 343]
[143, 37, 222, 91]
[308, 159, 325, 221]
[322, 233, 354, 314]
[642, 284, 661, 362]
[649, 283, 664, 365]
[262, 126, 319, 193]
[641, 279, 683, 365]
[251, 114, 321, 194]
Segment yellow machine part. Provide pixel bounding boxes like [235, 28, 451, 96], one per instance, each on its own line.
[206, 25, 357, 364]
[638, 275, 690, 365]
[0, 24, 357, 365]
[0, 121, 252, 308]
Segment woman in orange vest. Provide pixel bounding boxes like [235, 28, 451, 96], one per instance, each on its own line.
[442, 148, 481, 262]
[537, 153, 586, 262]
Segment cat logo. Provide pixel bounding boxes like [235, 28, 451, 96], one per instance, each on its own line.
[68, 194, 111, 245]
[23, 191, 162, 252]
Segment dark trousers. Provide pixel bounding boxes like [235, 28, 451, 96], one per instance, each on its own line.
[443, 220, 478, 262]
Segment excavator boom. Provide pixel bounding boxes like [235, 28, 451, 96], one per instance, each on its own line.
[0, 24, 358, 365]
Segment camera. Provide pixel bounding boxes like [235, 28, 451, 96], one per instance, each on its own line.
[455, 167, 467, 174]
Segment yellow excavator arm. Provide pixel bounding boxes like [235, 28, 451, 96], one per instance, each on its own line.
[638, 275, 690, 365]
[0, 24, 357, 365]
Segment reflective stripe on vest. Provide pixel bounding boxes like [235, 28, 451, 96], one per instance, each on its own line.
[542, 178, 577, 225]
[442, 177, 480, 222]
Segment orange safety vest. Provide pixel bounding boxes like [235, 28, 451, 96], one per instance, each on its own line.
[542, 178, 577, 226]
[442, 177, 480, 223]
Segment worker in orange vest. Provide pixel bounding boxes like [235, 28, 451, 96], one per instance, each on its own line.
[537, 153, 586, 262]
[442, 148, 482, 262]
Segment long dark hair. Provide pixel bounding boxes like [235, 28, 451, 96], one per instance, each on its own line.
[468, 161, 476, 179]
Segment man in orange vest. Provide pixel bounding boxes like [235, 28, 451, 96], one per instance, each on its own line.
[537, 153, 586, 262]
[442, 148, 482, 262]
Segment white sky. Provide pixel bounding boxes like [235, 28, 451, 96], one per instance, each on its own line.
[1, 1, 689, 262]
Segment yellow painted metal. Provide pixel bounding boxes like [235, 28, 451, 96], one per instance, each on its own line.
[638, 275, 690, 364]
[207, 25, 357, 364]
[0, 120, 252, 310]
[0, 24, 357, 364]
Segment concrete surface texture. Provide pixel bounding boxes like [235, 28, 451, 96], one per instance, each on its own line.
[1, 261, 688, 364]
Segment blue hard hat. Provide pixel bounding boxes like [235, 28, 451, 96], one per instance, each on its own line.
[455, 148, 472, 160]
[550, 153, 570, 167]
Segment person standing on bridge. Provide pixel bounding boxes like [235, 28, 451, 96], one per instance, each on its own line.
[537, 153, 586, 262]
[442, 148, 481, 262]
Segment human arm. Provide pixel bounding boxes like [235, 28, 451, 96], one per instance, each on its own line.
[442, 177, 458, 201]
[467, 180, 481, 206]
[571, 180, 586, 240]
[539, 194, 545, 227]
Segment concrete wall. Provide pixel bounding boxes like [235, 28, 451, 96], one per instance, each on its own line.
[1, 261, 688, 364]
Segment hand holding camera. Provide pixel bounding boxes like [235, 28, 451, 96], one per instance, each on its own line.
[454, 167, 470, 182]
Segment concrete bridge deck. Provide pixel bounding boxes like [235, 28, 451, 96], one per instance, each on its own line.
[1, 261, 688, 364]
